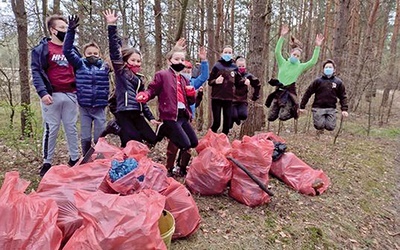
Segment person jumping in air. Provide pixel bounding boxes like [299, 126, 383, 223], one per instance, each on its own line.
[136, 47, 198, 177]
[266, 24, 324, 122]
[104, 9, 159, 147]
[299, 59, 349, 133]
[230, 56, 261, 128]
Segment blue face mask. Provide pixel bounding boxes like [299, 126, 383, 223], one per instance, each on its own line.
[222, 54, 232, 62]
[289, 56, 299, 64]
[182, 73, 191, 80]
[324, 68, 334, 76]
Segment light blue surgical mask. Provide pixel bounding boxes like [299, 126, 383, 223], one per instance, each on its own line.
[324, 67, 334, 76]
[222, 54, 232, 62]
[182, 73, 191, 80]
[289, 56, 299, 64]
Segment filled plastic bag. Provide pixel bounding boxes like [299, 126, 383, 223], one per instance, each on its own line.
[228, 136, 274, 207]
[161, 178, 201, 239]
[270, 152, 330, 195]
[0, 172, 62, 250]
[186, 147, 232, 195]
[93, 137, 124, 161]
[63, 190, 166, 250]
[195, 129, 231, 155]
[123, 140, 150, 160]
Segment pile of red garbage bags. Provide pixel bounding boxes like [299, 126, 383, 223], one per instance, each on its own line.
[0, 139, 201, 249]
[186, 130, 330, 205]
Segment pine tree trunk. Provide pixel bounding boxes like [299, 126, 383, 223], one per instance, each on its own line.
[154, 0, 163, 71]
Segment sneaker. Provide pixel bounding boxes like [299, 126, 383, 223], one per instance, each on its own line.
[100, 120, 121, 137]
[39, 163, 52, 177]
[68, 158, 79, 167]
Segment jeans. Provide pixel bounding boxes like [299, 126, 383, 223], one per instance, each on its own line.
[79, 106, 106, 155]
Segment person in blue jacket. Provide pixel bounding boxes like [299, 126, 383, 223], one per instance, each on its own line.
[104, 9, 159, 147]
[63, 15, 110, 155]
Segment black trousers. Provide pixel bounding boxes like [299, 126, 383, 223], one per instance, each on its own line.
[211, 99, 233, 135]
[114, 110, 157, 147]
[231, 101, 248, 128]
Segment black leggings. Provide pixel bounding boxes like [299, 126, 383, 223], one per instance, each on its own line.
[159, 110, 198, 151]
[211, 99, 233, 135]
[114, 110, 157, 147]
[231, 102, 248, 127]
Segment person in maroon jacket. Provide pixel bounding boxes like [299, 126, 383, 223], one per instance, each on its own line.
[299, 59, 349, 133]
[136, 47, 197, 176]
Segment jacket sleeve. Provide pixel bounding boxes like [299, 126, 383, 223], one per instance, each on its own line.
[337, 80, 348, 111]
[300, 79, 317, 109]
[249, 74, 261, 100]
[31, 47, 48, 98]
[208, 65, 219, 86]
[275, 37, 286, 68]
[63, 28, 83, 70]
[191, 60, 209, 89]
[108, 25, 125, 73]
[145, 72, 163, 100]
[142, 104, 155, 120]
[301, 46, 321, 72]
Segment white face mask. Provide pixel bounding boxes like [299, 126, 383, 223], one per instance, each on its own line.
[182, 73, 191, 80]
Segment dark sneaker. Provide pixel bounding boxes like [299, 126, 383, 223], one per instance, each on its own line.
[39, 163, 52, 177]
[68, 158, 79, 167]
[100, 120, 121, 137]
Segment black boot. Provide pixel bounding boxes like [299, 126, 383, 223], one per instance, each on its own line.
[100, 120, 121, 137]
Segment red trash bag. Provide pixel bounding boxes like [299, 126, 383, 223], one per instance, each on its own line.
[64, 190, 167, 250]
[228, 136, 274, 207]
[251, 132, 285, 144]
[195, 129, 231, 155]
[186, 147, 232, 195]
[270, 152, 330, 196]
[139, 159, 170, 193]
[161, 178, 201, 239]
[123, 140, 150, 160]
[0, 172, 62, 250]
[93, 137, 124, 160]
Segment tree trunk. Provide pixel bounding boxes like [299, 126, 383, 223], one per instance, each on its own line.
[174, 0, 189, 42]
[332, 0, 351, 73]
[138, 0, 149, 70]
[240, 0, 269, 137]
[197, 0, 206, 131]
[215, 0, 223, 50]
[11, 0, 31, 137]
[206, 0, 216, 128]
[53, 0, 60, 14]
[154, 0, 163, 71]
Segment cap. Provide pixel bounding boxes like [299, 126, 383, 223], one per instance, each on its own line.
[184, 60, 192, 69]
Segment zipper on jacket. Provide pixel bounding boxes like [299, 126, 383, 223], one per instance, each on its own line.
[137, 78, 143, 112]
[125, 91, 128, 107]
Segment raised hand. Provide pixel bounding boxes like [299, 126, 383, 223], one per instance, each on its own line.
[315, 33, 324, 46]
[103, 9, 118, 25]
[174, 38, 187, 50]
[68, 15, 80, 30]
[198, 46, 207, 61]
[280, 24, 289, 36]
[215, 75, 224, 84]
[341, 111, 349, 118]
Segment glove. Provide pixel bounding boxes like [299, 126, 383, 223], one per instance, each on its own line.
[68, 15, 80, 30]
[136, 92, 149, 103]
[185, 86, 196, 97]
[268, 78, 283, 87]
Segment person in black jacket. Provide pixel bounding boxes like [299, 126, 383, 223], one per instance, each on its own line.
[104, 10, 159, 147]
[63, 15, 110, 155]
[299, 59, 349, 132]
[230, 56, 261, 128]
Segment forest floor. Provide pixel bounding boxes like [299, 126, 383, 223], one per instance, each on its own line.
[0, 104, 399, 249]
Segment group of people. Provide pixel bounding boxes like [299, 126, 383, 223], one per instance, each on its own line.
[31, 12, 348, 178]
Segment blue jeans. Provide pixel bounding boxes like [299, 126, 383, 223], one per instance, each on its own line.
[79, 106, 106, 155]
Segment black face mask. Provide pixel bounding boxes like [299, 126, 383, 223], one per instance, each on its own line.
[86, 56, 100, 65]
[55, 30, 66, 42]
[170, 63, 185, 72]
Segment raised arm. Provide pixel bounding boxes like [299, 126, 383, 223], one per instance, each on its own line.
[63, 15, 83, 69]
[191, 47, 209, 89]
[275, 25, 289, 67]
[301, 34, 324, 72]
[104, 10, 125, 72]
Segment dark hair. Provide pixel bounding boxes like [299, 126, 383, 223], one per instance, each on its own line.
[166, 47, 186, 60]
[83, 41, 100, 55]
[121, 47, 141, 62]
[323, 59, 336, 68]
[46, 15, 67, 33]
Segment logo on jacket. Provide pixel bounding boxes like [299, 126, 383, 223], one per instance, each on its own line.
[230, 71, 235, 78]
[51, 54, 69, 67]
[332, 82, 337, 88]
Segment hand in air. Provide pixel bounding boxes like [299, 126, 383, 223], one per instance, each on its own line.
[103, 10, 118, 25]
[215, 75, 224, 84]
[315, 33, 324, 46]
[280, 24, 289, 36]
[68, 15, 80, 30]
[174, 38, 187, 50]
[341, 111, 349, 118]
[198, 47, 207, 61]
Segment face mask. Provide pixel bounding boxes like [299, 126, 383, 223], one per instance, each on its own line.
[324, 68, 334, 76]
[126, 63, 141, 74]
[182, 73, 191, 80]
[222, 54, 232, 62]
[170, 63, 185, 72]
[86, 56, 100, 65]
[289, 56, 299, 64]
[238, 67, 246, 74]
[55, 30, 66, 42]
